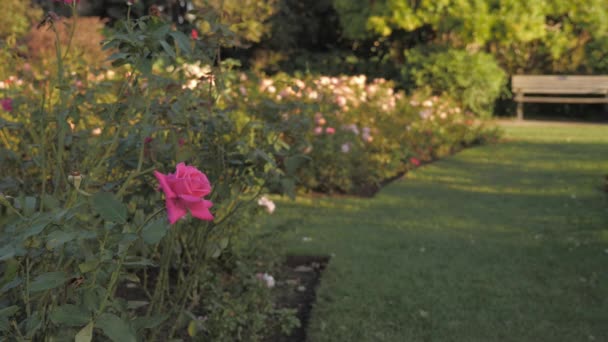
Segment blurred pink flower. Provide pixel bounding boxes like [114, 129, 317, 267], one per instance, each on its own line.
[191, 29, 199, 40]
[410, 157, 421, 166]
[154, 163, 214, 224]
[325, 127, 335, 134]
[1, 98, 13, 112]
[341, 143, 351, 153]
[313, 126, 323, 135]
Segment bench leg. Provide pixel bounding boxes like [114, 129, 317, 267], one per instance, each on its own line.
[516, 101, 523, 120]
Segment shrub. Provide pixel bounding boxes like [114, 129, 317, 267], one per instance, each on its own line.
[222, 72, 499, 195]
[402, 48, 507, 118]
[0, 6, 300, 341]
[0, 0, 43, 40]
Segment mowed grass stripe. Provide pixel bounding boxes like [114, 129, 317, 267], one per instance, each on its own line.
[265, 122, 608, 341]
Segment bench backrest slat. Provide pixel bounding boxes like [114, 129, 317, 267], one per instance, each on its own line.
[512, 75, 608, 94]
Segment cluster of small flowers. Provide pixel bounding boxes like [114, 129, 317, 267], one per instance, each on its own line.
[257, 196, 276, 214]
[409, 94, 462, 121]
[0, 76, 25, 90]
[255, 75, 401, 115]
[313, 112, 335, 135]
[342, 123, 373, 143]
[180, 62, 214, 90]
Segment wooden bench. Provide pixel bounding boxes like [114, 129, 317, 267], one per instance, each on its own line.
[512, 75, 608, 120]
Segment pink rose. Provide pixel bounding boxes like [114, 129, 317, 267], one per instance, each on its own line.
[325, 127, 335, 134]
[154, 162, 214, 224]
[1, 98, 13, 112]
[313, 126, 323, 135]
[410, 157, 421, 166]
[191, 29, 199, 40]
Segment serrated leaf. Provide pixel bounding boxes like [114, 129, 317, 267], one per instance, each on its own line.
[46, 230, 77, 250]
[50, 305, 91, 327]
[75, 321, 94, 342]
[142, 218, 168, 245]
[96, 313, 137, 342]
[29, 271, 67, 292]
[91, 192, 127, 224]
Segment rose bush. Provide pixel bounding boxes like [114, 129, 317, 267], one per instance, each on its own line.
[222, 72, 499, 195]
[0, 4, 300, 340]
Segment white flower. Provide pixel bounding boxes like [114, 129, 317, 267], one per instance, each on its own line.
[256, 273, 275, 288]
[257, 196, 276, 214]
[341, 143, 351, 153]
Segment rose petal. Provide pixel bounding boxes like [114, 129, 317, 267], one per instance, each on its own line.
[187, 200, 214, 221]
[166, 198, 188, 224]
[178, 194, 203, 203]
[154, 171, 177, 198]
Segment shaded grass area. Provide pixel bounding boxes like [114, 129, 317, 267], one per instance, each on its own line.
[264, 122, 608, 341]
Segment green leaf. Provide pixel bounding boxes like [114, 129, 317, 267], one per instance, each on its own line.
[107, 52, 130, 62]
[0, 306, 19, 317]
[285, 155, 311, 175]
[91, 192, 127, 224]
[0, 245, 15, 261]
[50, 305, 91, 327]
[75, 321, 94, 342]
[41, 194, 60, 209]
[0, 317, 8, 332]
[46, 230, 78, 250]
[169, 31, 192, 55]
[133, 314, 168, 331]
[160, 40, 176, 59]
[29, 271, 67, 292]
[24, 196, 37, 216]
[25, 311, 42, 337]
[96, 313, 137, 342]
[0, 277, 22, 294]
[79, 260, 99, 274]
[142, 219, 169, 245]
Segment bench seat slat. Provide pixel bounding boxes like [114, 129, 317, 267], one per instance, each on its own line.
[513, 88, 608, 94]
[515, 96, 608, 104]
[512, 75, 608, 93]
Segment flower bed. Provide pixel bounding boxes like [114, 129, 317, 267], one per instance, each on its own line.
[222, 73, 499, 195]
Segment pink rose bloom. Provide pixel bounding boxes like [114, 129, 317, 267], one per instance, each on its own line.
[325, 127, 335, 134]
[410, 157, 421, 166]
[154, 163, 214, 224]
[191, 29, 199, 40]
[313, 126, 323, 135]
[1, 98, 13, 112]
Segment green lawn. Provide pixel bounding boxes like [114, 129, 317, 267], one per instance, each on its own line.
[264, 121, 608, 341]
